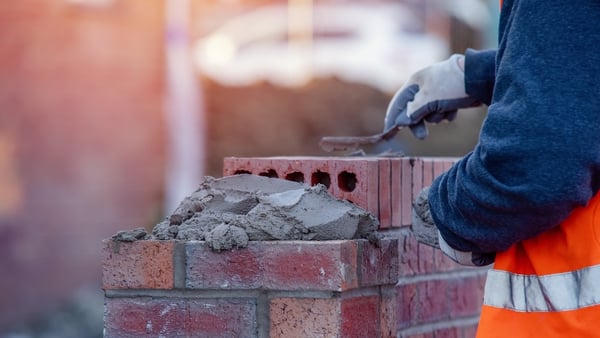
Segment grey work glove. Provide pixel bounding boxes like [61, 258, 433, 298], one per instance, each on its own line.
[412, 187, 495, 266]
[384, 54, 482, 139]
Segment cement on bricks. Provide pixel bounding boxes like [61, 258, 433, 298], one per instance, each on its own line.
[222, 156, 461, 231]
[110, 174, 381, 250]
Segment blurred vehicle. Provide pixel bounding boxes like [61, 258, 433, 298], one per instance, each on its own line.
[193, 3, 448, 93]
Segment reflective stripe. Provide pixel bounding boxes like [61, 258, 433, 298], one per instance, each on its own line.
[484, 264, 600, 312]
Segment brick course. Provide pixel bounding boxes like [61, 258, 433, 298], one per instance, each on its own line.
[104, 297, 258, 338]
[103, 239, 400, 338]
[222, 156, 460, 230]
[185, 240, 363, 291]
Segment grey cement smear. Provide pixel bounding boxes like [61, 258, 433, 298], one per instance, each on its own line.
[112, 174, 381, 250]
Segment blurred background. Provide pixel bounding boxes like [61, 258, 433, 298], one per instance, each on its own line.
[0, 0, 497, 336]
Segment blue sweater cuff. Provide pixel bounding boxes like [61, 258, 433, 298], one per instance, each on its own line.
[464, 48, 496, 105]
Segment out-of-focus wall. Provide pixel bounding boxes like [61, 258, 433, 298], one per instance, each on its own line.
[0, 0, 166, 330]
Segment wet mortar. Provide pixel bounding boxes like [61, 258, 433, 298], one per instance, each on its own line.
[112, 174, 381, 250]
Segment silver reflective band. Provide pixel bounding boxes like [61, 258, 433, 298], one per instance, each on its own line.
[484, 264, 600, 312]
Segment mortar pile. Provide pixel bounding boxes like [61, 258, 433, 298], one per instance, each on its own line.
[112, 174, 381, 250]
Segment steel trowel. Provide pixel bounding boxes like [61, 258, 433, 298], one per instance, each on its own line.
[318, 125, 404, 153]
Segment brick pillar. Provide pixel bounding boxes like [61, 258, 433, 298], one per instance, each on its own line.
[103, 238, 398, 337]
[102, 156, 487, 337]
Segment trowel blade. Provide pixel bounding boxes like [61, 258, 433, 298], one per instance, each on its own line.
[318, 125, 404, 152]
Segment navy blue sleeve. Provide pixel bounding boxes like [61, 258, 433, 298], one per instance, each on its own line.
[464, 48, 496, 105]
[428, 0, 600, 253]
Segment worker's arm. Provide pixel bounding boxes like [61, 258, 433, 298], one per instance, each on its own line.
[428, 0, 600, 256]
[464, 48, 496, 105]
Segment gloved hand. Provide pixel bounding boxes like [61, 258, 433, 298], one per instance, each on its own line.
[384, 54, 482, 139]
[412, 187, 495, 266]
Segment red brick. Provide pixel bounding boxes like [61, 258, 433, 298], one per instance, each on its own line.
[270, 157, 310, 184]
[222, 156, 460, 231]
[270, 156, 336, 192]
[102, 240, 174, 290]
[391, 158, 403, 227]
[380, 286, 398, 338]
[434, 248, 462, 272]
[358, 238, 399, 287]
[262, 240, 358, 291]
[332, 158, 379, 216]
[224, 156, 336, 190]
[398, 231, 419, 277]
[270, 297, 340, 337]
[398, 278, 462, 330]
[252, 158, 279, 178]
[223, 157, 256, 176]
[223, 157, 380, 216]
[378, 158, 392, 228]
[104, 297, 257, 338]
[434, 326, 461, 338]
[186, 298, 257, 337]
[397, 273, 486, 333]
[396, 282, 418, 329]
[270, 295, 381, 338]
[104, 297, 187, 337]
[422, 159, 434, 187]
[419, 279, 450, 323]
[418, 242, 436, 274]
[185, 242, 262, 289]
[340, 295, 381, 337]
[185, 241, 359, 291]
[447, 274, 486, 318]
[401, 158, 413, 226]
[305, 157, 336, 193]
[411, 158, 424, 211]
[259, 157, 288, 178]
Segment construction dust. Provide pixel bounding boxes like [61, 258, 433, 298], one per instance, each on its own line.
[112, 174, 381, 250]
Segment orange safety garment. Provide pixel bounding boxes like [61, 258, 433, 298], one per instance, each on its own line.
[476, 192, 600, 337]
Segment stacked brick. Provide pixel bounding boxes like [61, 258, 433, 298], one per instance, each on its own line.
[222, 156, 457, 229]
[103, 239, 399, 337]
[102, 156, 488, 337]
